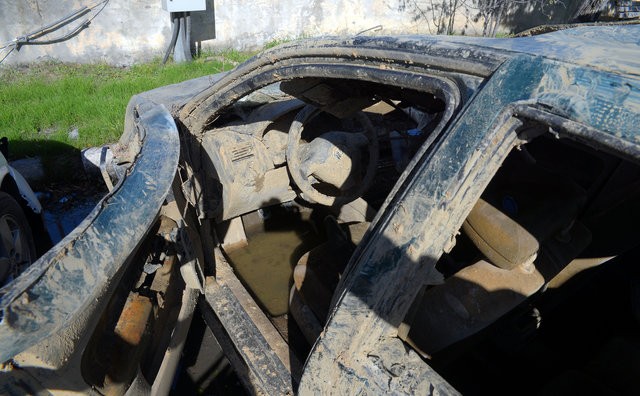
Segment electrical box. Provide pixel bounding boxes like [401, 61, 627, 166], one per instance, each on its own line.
[162, 0, 206, 12]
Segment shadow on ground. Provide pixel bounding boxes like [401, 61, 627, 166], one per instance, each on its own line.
[7, 138, 109, 245]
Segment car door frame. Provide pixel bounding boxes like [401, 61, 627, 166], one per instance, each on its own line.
[300, 54, 640, 394]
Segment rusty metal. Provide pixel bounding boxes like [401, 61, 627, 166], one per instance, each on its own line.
[102, 293, 153, 396]
[112, 294, 153, 348]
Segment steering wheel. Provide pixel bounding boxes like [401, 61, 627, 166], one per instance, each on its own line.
[286, 105, 379, 206]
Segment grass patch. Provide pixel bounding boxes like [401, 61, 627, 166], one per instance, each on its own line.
[0, 50, 253, 161]
[263, 38, 294, 49]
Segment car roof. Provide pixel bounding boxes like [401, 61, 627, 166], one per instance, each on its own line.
[453, 25, 639, 77]
[354, 25, 640, 78]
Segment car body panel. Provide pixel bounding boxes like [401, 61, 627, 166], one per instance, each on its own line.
[0, 152, 8, 182]
[427, 25, 640, 77]
[0, 154, 42, 215]
[0, 103, 179, 363]
[6, 166, 42, 214]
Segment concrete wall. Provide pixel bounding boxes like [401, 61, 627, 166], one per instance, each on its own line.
[209, 0, 425, 50]
[1, 0, 170, 65]
[0, 0, 586, 66]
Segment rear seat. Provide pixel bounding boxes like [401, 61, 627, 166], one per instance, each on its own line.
[402, 159, 592, 355]
[401, 198, 545, 356]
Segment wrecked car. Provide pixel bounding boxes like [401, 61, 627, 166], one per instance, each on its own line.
[1, 25, 639, 395]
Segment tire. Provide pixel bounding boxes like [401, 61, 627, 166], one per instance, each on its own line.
[0, 191, 36, 285]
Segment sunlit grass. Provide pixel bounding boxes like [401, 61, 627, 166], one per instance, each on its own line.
[0, 50, 254, 159]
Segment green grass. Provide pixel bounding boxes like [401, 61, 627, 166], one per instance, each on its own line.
[0, 50, 253, 160]
[263, 38, 294, 49]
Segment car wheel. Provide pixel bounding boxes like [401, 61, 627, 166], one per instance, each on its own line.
[0, 191, 36, 286]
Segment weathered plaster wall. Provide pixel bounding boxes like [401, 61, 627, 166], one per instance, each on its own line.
[209, 0, 423, 50]
[0, 0, 581, 66]
[1, 0, 170, 66]
[2, 0, 436, 66]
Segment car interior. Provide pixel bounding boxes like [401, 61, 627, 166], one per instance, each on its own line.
[202, 78, 640, 394]
[421, 132, 640, 395]
[204, 79, 445, 329]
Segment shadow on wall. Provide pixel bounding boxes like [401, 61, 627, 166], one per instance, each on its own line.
[395, 0, 612, 37]
[502, 0, 608, 33]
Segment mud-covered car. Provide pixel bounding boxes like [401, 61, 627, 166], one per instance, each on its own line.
[1, 26, 639, 395]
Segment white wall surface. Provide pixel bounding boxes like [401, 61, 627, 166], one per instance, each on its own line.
[0, 0, 579, 66]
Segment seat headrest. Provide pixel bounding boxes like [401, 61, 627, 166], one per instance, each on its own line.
[462, 198, 539, 270]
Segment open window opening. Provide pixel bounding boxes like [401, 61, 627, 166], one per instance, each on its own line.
[399, 120, 640, 395]
[204, 76, 453, 365]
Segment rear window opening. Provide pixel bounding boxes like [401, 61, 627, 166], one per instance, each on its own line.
[400, 127, 640, 395]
